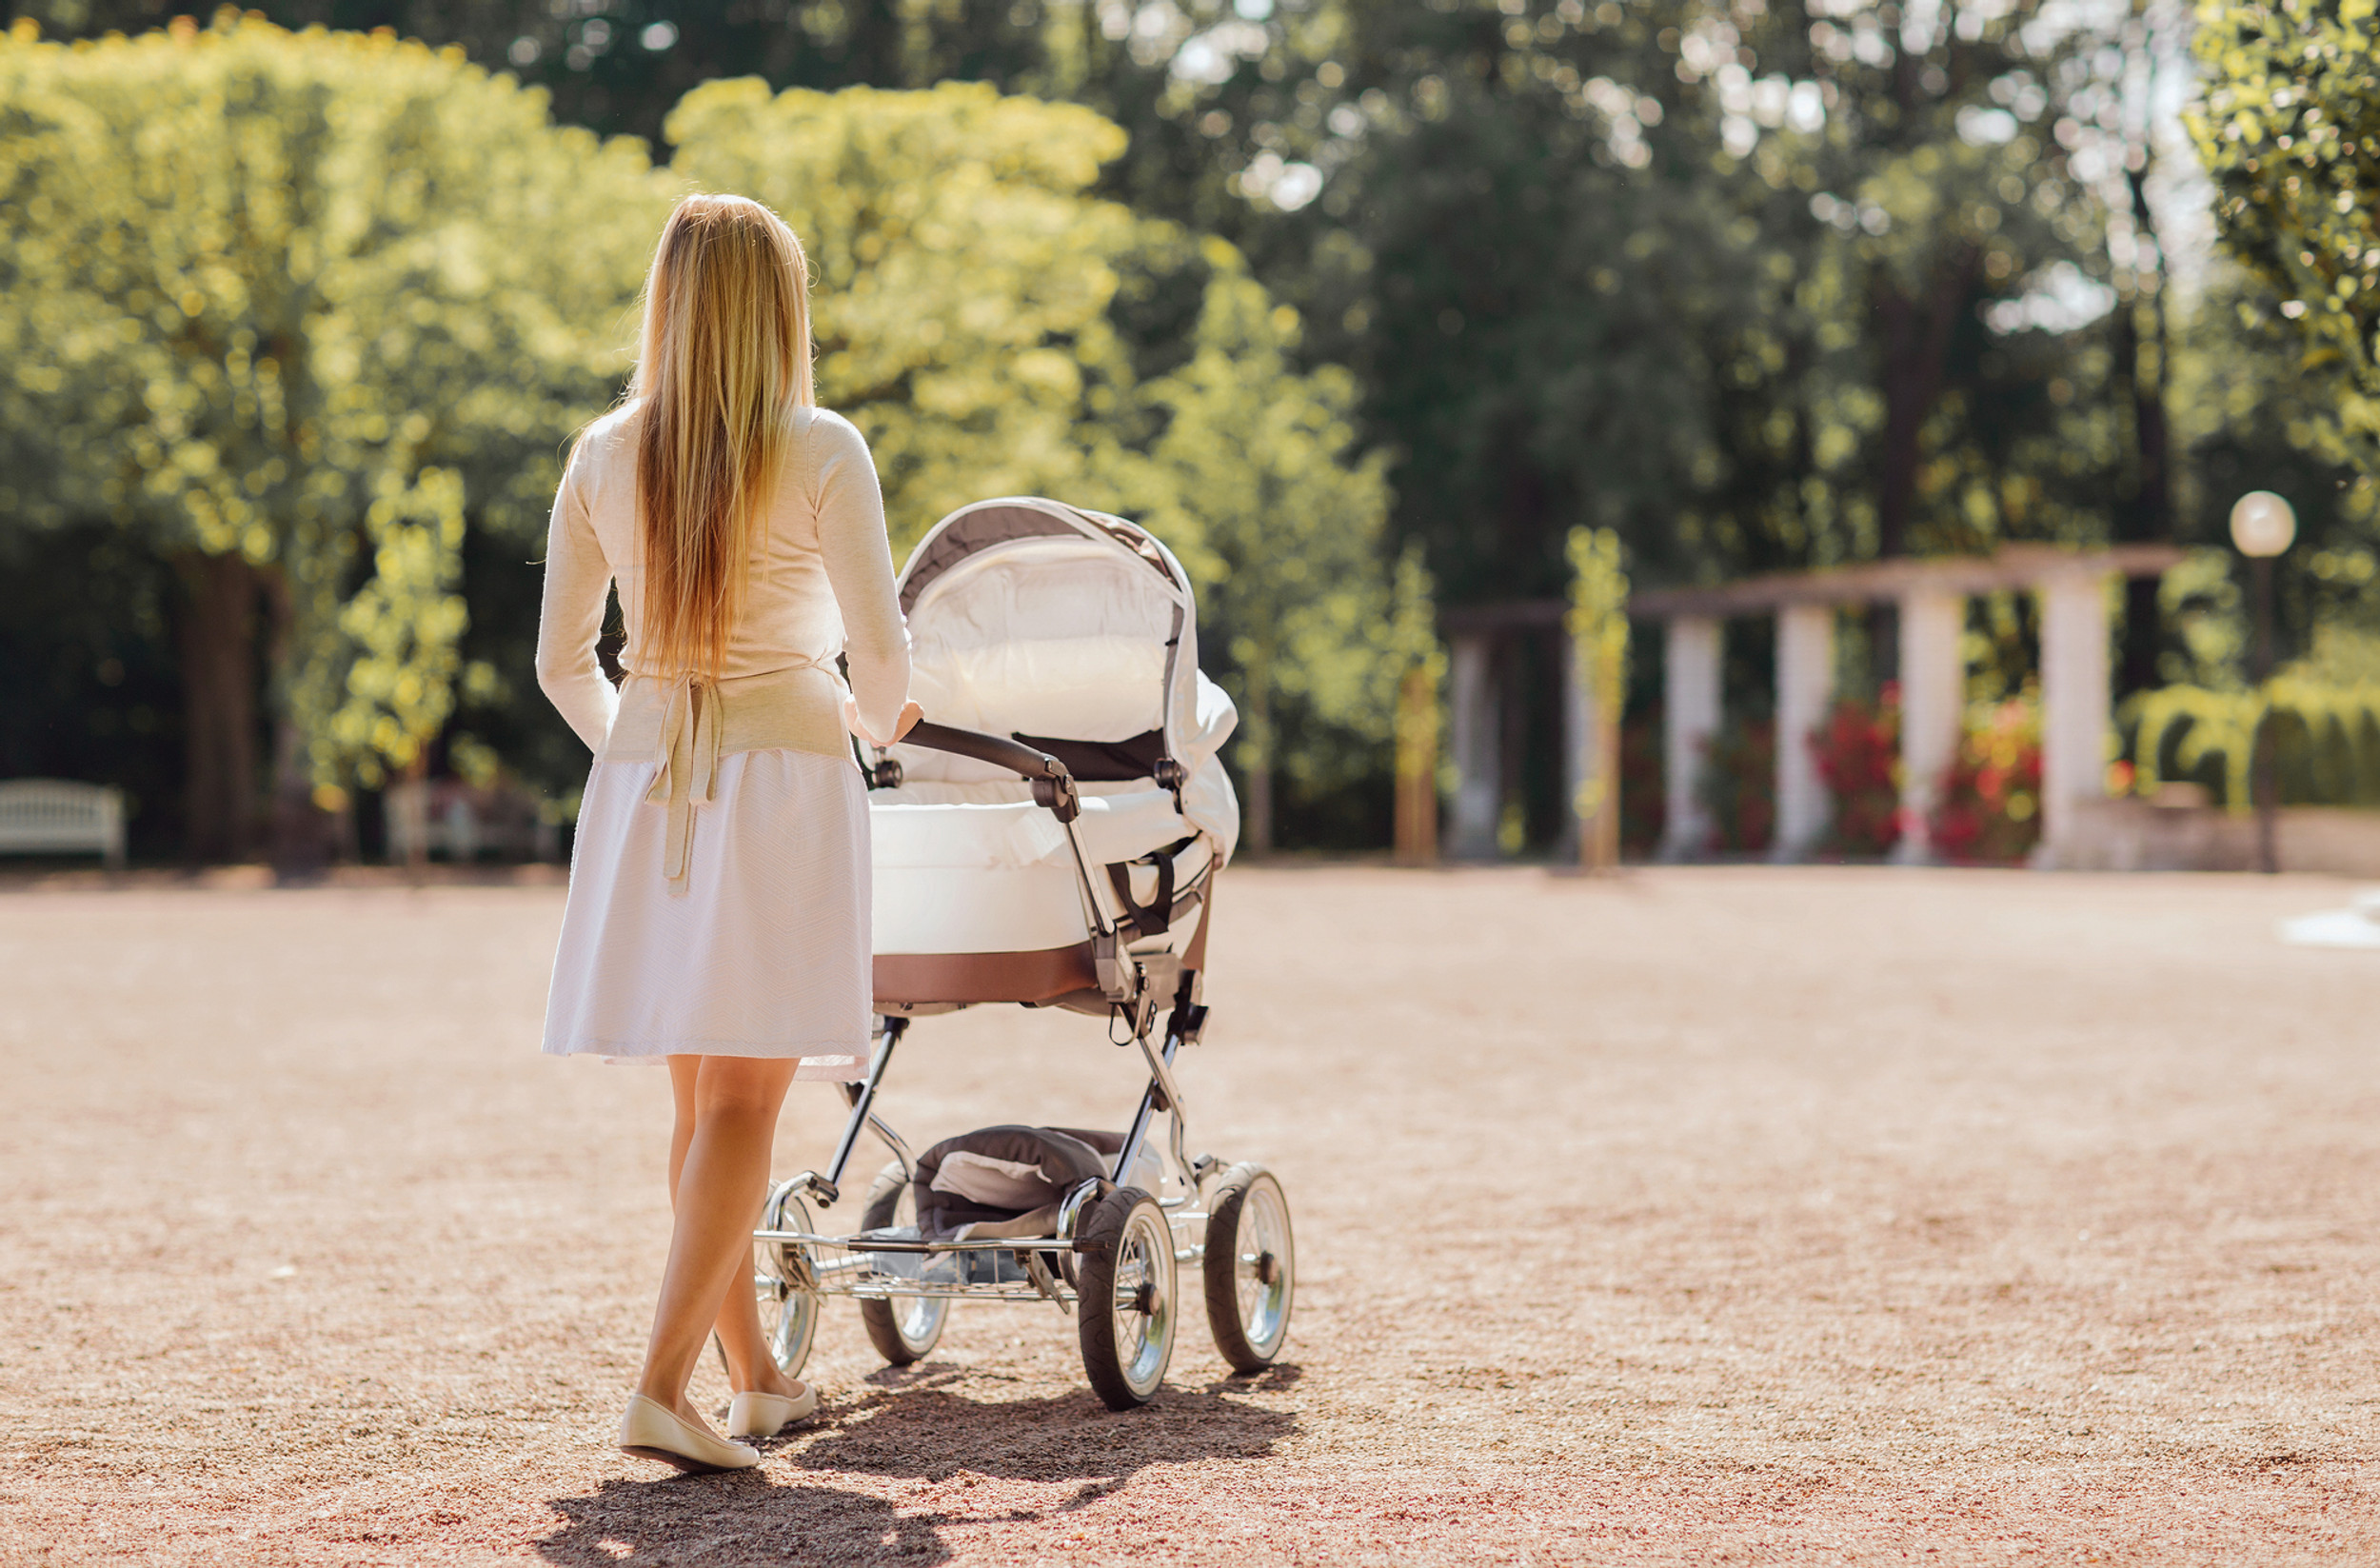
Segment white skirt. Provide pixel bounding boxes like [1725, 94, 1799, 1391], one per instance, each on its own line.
[542, 747, 873, 1072]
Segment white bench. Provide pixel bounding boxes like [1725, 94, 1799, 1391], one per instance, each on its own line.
[0, 779, 127, 870]
[383, 778, 559, 863]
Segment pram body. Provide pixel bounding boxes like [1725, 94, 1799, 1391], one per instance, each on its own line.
[749, 498, 1295, 1409]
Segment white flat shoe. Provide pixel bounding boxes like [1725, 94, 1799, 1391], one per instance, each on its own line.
[726, 1384, 819, 1439]
[619, 1393, 760, 1475]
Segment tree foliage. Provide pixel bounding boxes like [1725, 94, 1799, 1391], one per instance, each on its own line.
[2189, 0, 2380, 476]
[666, 78, 1140, 553]
[1123, 248, 1428, 846]
[21, 0, 2370, 855]
[0, 14, 661, 824]
[1109, 0, 2121, 623]
[2130, 673, 2380, 809]
[2168, 270, 2380, 655]
[666, 77, 1431, 847]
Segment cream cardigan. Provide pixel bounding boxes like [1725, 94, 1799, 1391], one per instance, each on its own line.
[533, 401, 911, 755]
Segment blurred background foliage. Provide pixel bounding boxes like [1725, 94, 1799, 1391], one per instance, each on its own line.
[0, 0, 2375, 862]
[0, 18, 660, 863]
[2189, 0, 2380, 480]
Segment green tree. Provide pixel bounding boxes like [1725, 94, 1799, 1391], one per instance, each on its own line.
[665, 77, 1142, 553]
[1206, 0, 2133, 842]
[0, 0, 1253, 248]
[1124, 243, 1431, 851]
[2189, 0, 2380, 478]
[0, 15, 662, 860]
[1749, 0, 2104, 563]
[2166, 266, 2380, 672]
[1167, 0, 2112, 614]
[666, 78, 1435, 848]
[1257, 0, 1757, 603]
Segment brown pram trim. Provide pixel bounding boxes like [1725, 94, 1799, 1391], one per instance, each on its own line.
[873, 943, 1100, 1006]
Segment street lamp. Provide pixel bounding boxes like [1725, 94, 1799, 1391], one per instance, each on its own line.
[2230, 490, 2296, 874]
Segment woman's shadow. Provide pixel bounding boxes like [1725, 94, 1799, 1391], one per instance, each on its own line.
[533, 1365, 1299, 1567]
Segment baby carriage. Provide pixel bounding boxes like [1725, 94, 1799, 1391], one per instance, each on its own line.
[748, 497, 1296, 1409]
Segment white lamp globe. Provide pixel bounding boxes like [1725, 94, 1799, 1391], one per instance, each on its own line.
[2230, 490, 2297, 558]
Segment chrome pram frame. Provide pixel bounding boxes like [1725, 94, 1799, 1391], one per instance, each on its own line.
[746, 719, 1292, 1411]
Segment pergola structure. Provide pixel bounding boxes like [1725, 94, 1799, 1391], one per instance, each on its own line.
[1629, 544, 2183, 864]
[1428, 545, 2186, 866]
[1438, 600, 1569, 861]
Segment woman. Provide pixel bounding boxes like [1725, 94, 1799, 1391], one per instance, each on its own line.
[534, 193, 918, 1475]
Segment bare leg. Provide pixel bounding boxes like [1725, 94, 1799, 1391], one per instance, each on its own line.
[639, 1055, 801, 1428]
[664, 1057, 803, 1404]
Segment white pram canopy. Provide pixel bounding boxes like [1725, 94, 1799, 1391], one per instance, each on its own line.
[870, 498, 1239, 987]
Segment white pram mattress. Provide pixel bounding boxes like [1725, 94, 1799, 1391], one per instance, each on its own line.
[870, 781, 1208, 956]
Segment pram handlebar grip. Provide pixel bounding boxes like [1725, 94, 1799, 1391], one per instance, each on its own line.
[901, 720, 1069, 782]
[899, 719, 1081, 823]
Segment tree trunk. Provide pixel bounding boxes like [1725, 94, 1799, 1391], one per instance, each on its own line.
[268, 714, 336, 881]
[260, 566, 336, 881]
[1244, 763, 1273, 858]
[1394, 666, 1439, 865]
[1242, 675, 1274, 857]
[2116, 162, 2172, 697]
[1873, 242, 1981, 559]
[403, 751, 429, 879]
[173, 551, 262, 863]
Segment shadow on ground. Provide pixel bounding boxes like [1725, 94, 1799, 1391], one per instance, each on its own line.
[537, 1478, 952, 1567]
[533, 1367, 1299, 1565]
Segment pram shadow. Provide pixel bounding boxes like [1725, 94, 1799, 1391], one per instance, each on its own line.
[783, 1362, 1301, 1486]
[530, 1367, 1299, 1567]
[534, 1475, 951, 1567]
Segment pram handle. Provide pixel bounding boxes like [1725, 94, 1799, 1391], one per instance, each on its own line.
[897, 720, 1083, 823]
[901, 720, 1070, 782]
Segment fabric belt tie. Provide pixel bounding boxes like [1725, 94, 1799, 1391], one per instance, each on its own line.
[602, 664, 853, 895]
[646, 679, 724, 892]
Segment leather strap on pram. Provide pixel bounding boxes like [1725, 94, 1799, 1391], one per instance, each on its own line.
[1103, 846, 1179, 941]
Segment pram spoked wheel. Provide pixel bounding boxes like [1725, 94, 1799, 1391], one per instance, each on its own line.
[1077, 1186, 1176, 1410]
[1202, 1163, 1294, 1373]
[859, 1159, 949, 1364]
[755, 1178, 822, 1378]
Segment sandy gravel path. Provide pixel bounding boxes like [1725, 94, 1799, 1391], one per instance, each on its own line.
[2, 865, 2377, 1565]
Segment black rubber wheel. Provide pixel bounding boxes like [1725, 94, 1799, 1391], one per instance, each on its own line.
[1201, 1163, 1294, 1373]
[858, 1159, 948, 1364]
[1076, 1185, 1176, 1410]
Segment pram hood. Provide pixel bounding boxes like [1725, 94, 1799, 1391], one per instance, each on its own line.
[883, 497, 1240, 861]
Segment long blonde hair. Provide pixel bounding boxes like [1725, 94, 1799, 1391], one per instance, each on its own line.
[630, 193, 815, 681]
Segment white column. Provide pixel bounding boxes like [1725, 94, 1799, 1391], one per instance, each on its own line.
[1448, 633, 1500, 859]
[1660, 616, 1722, 861]
[1772, 604, 1835, 862]
[1894, 589, 1965, 864]
[2037, 569, 2112, 866]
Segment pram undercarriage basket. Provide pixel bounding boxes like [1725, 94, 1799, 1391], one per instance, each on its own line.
[747, 498, 1295, 1410]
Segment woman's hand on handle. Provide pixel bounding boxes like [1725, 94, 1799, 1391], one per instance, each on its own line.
[845, 695, 923, 749]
